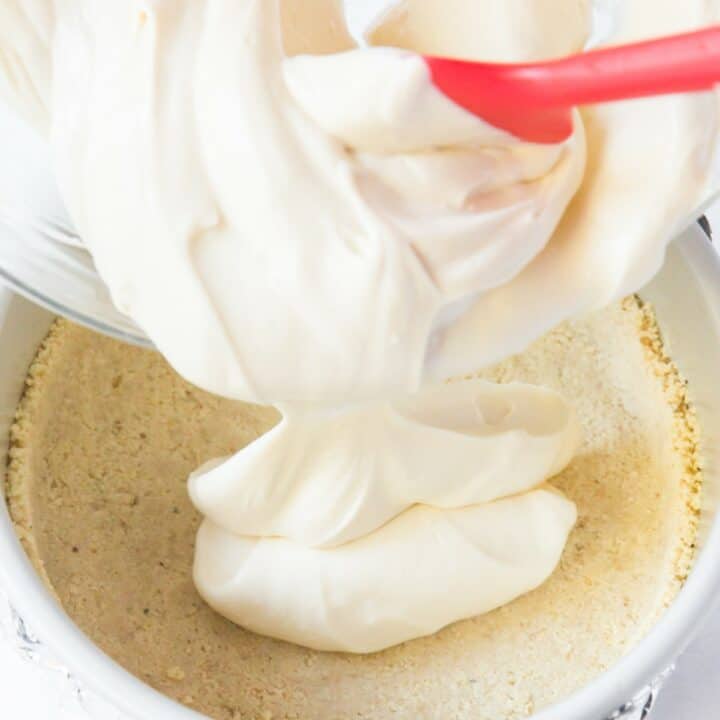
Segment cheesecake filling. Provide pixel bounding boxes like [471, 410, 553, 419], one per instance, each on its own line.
[191, 381, 578, 652]
[1, 0, 719, 652]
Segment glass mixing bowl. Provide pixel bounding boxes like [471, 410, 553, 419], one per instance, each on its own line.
[0, 101, 148, 348]
[0, 0, 393, 351]
[0, 0, 716, 354]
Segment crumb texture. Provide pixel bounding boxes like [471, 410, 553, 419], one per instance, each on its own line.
[6, 298, 701, 720]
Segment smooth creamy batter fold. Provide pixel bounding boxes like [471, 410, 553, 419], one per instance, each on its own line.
[190, 381, 578, 549]
[0, 2, 52, 133]
[2, 0, 720, 654]
[191, 379, 578, 651]
[195, 487, 576, 653]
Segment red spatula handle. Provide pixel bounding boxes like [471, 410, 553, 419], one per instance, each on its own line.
[426, 26, 720, 142]
[532, 25, 720, 105]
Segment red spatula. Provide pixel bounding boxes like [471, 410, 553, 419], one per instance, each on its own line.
[425, 26, 720, 144]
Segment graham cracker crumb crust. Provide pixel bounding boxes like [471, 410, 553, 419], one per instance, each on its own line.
[630, 295, 701, 596]
[4, 297, 703, 720]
